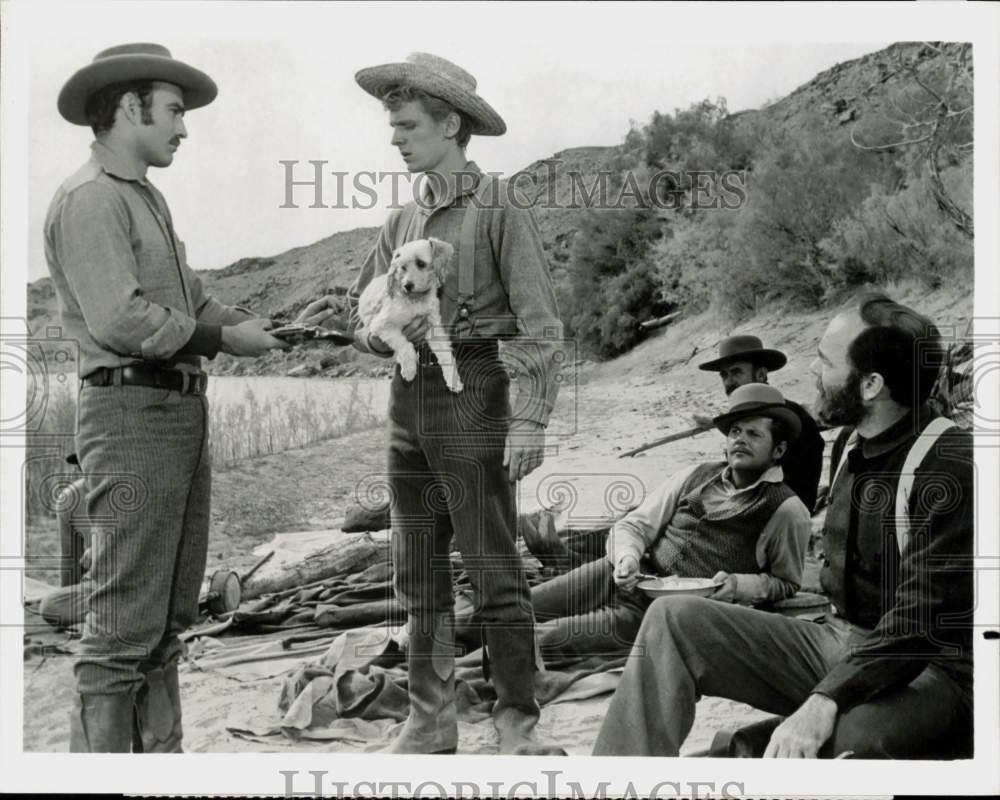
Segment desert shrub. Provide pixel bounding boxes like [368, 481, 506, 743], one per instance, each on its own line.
[820, 162, 973, 289]
[718, 120, 900, 313]
[567, 202, 668, 358]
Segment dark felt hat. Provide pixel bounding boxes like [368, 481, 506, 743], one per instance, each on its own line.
[58, 43, 217, 125]
[698, 335, 787, 373]
[712, 383, 801, 442]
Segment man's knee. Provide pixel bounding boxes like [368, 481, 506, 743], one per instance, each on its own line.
[645, 595, 710, 633]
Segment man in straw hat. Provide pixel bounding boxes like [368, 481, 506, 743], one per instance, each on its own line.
[531, 383, 811, 665]
[593, 293, 973, 759]
[45, 43, 312, 752]
[345, 53, 564, 754]
[696, 335, 824, 512]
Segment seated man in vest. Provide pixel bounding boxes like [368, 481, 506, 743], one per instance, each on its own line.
[593, 293, 973, 759]
[533, 384, 812, 664]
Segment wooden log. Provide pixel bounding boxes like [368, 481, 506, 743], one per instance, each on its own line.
[638, 310, 682, 332]
[241, 533, 390, 600]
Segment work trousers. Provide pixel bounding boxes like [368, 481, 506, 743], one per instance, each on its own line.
[532, 558, 650, 663]
[593, 595, 973, 758]
[73, 383, 211, 695]
[387, 342, 534, 640]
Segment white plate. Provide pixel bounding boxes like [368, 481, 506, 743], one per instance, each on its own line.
[637, 576, 722, 598]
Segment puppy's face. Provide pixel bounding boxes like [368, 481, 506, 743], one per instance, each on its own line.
[387, 238, 456, 298]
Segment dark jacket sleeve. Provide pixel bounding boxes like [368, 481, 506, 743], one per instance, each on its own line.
[783, 401, 825, 512]
[812, 431, 974, 710]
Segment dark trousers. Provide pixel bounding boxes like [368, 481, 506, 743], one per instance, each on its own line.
[531, 558, 649, 663]
[73, 384, 210, 695]
[387, 343, 533, 637]
[39, 578, 94, 629]
[593, 595, 973, 758]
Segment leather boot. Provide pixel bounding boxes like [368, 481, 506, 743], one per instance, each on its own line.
[383, 612, 458, 754]
[485, 623, 567, 756]
[133, 662, 184, 753]
[69, 693, 134, 753]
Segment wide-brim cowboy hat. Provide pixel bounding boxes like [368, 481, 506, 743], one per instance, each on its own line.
[355, 52, 506, 137]
[58, 43, 218, 126]
[712, 383, 801, 442]
[698, 334, 787, 373]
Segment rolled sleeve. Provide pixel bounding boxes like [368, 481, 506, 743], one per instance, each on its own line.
[606, 463, 699, 567]
[348, 211, 398, 358]
[188, 267, 254, 328]
[732, 495, 811, 605]
[52, 183, 196, 360]
[495, 193, 564, 427]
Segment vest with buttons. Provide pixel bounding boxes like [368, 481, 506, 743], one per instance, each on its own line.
[647, 461, 795, 577]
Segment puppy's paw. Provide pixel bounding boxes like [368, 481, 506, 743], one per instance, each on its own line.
[445, 368, 464, 393]
[399, 357, 417, 381]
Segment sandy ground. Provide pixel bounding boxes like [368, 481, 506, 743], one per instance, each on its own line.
[21, 284, 972, 755]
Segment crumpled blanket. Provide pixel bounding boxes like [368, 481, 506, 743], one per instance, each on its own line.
[223, 626, 625, 745]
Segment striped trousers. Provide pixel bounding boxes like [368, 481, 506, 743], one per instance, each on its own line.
[73, 383, 210, 695]
[386, 341, 534, 636]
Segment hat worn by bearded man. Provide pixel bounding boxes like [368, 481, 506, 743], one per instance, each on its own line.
[58, 42, 218, 126]
[355, 52, 506, 136]
[698, 335, 788, 373]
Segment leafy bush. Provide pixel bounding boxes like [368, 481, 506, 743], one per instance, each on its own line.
[820, 163, 973, 289]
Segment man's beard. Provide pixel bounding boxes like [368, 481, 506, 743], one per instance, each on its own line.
[815, 369, 866, 427]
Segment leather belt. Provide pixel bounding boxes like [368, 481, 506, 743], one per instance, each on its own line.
[81, 365, 208, 396]
[416, 339, 498, 366]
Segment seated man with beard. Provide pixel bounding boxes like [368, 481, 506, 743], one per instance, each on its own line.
[531, 384, 811, 664]
[592, 293, 973, 759]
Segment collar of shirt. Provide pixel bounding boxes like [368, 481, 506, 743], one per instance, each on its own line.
[855, 403, 934, 460]
[417, 161, 484, 210]
[90, 140, 149, 185]
[717, 464, 785, 494]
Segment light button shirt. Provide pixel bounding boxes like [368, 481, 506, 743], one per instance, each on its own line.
[44, 140, 250, 378]
[606, 463, 812, 604]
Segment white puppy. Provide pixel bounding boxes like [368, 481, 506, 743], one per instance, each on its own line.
[358, 237, 463, 392]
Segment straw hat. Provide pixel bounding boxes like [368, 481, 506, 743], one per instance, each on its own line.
[712, 383, 801, 442]
[698, 335, 788, 373]
[58, 43, 217, 126]
[355, 52, 506, 136]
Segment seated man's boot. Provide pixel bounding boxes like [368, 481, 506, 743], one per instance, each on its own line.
[133, 662, 184, 753]
[383, 613, 458, 754]
[69, 693, 134, 752]
[485, 624, 567, 756]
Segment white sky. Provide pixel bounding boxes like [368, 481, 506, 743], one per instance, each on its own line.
[13, 2, 895, 281]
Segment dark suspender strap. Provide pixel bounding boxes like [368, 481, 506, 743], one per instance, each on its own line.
[455, 176, 495, 328]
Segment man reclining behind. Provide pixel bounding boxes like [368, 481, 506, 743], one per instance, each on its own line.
[533, 383, 812, 664]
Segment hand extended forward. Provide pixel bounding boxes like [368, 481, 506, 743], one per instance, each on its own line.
[221, 318, 290, 357]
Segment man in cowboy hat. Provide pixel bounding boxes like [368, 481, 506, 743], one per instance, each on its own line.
[695, 335, 824, 511]
[531, 383, 811, 664]
[45, 43, 329, 752]
[593, 294, 973, 759]
[343, 52, 564, 755]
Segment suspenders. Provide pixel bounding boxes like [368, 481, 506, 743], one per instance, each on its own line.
[830, 416, 957, 555]
[393, 175, 497, 331]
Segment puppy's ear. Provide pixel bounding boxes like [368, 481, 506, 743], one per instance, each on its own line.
[386, 261, 401, 298]
[428, 238, 455, 285]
